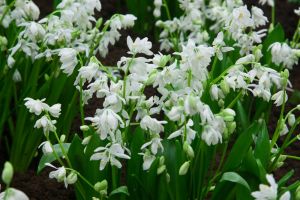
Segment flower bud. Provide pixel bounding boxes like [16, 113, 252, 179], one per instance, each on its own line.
[146, 70, 157, 86]
[159, 156, 165, 166]
[96, 18, 103, 29]
[0, 36, 7, 51]
[166, 173, 170, 183]
[2, 162, 13, 185]
[288, 114, 296, 127]
[80, 125, 89, 132]
[183, 142, 194, 159]
[60, 134, 66, 143]
[220, 80, 230, 95]
[82, 136, 92, 145]
[297, 105, 300, 110]
[13, 69, 22, 82]
[179, 161, 190, 176]
[227, 121, 236, 135]
[220, 108, 235, 122]
[66, 171, 78, 185]
[281, 69, 289, 80]
[157, 165, 166, 175]
[94, 180, 108, 193]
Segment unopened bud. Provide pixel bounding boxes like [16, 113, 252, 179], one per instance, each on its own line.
[179, 161, 190, 176]
[220, 80, 230, 95]
[96, 18, 103, 29]
[288, 114, 296, 127]
[227, 121, 236, 134]
[82, 136, 92, 145]
[157, 165, 166, 175]
[2, 162, 13, 185]
[183, 142, 194, 159]
[94, 180, 108, 193]
[60, 134, 66, 142]
[166, 173, 170, 183]
[159, 156, 165, 166]
[66, 171, 77, 185]
[146, 70, 157, 86]
[80, 125, 89, 132]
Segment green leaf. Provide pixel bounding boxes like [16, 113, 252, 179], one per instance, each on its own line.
[220, 172, 251, 191]
[262, 24, 285, 66]
[109, 186, 129, 197]
[278, 170, 294, 187]
[37, 143, 70, 174]
[254, 121, 270, 168]
[223, 122, 260, 171]
[236, 100, 249, 131]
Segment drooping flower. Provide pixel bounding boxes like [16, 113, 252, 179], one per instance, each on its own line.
[140, 115, 167, 133]
[127, 36, 153, 55]
[85, 109, 124, 140]
[59, 48, 78, 76]
[24, 98, 48, 116]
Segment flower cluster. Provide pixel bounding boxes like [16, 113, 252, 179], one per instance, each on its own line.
[24, 97, 61, 135]
[5, 0, 136, 78]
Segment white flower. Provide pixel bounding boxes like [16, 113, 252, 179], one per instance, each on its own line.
[59, 48, 78, 76]
[24, 1, 40, 20]
[212, 32, 234, 60]
[121, 14, 137, 28]
[24, 97, 48, 116]
[127, 36, 153, 55]
[210, 84, 224, 100]
[141, 134, 164, 155]
[139, 151, 156, 170]
[34, 115, 57, 135]
[231, 6, 254, 28]
[201, 116, 225, 146]
[91, 143, 130, 170]
[75, 62, 99, 85]
[0, 188, 29, 200]
[48, 104, 61, 118]
[85, 109, 124, 140]
[269, 42, 299, 69]
[167, 106, 184, 121]
[140, 115, 167, 133]
[259, 0, 274, 7]
[251, 174, 291, 200]
[13, 69, 22, 82]
[168, 119, 196, 144]
[271, 90, 287, 107]
[251, 7, 268, 28]
[38, 141, 53, 154]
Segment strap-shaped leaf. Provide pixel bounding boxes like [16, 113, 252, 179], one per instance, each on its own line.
[220, 172, 250, 191]
[223, 122, 260, 171]
[109, 186, 129, 197]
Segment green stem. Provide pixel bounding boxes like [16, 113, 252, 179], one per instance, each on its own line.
[112, 166, 118, 190]
[270, 88, 287, 149]
[227, 91, 243, 108]
[269, 117, 300, 171]
[285, 155, 300, 161]
[0, 0, 16, 25]
[79, 79, 85, 125]
[271, 3, 275, 28]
